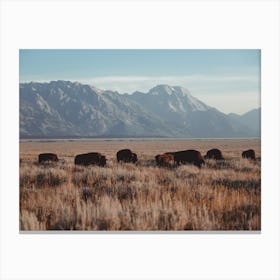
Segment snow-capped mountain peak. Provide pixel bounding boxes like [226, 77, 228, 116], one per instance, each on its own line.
[145, 84, 209, 112]
[149, 84, 177, 96]
[149, 84, 191, 96]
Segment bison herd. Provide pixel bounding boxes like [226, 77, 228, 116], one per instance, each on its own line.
[35, 148, 258, 169]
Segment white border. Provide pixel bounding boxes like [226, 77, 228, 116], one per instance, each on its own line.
[1, 1, 279, 279]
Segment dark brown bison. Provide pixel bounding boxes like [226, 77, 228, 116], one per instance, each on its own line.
[74, 152, 107, 166]
[166, 150, 205, 168]
[204, 148, 224, 160]
[38, 153, 58, 163]
[242, 149, 256, 160]
[155, 154, 174, 167]
[117, 149, 138, 163]
[131, 153, 138, 163]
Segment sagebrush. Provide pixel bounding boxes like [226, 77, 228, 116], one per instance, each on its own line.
[20, 139, 261, 231]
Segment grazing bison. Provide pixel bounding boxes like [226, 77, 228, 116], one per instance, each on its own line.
[204, 148, 224, 160]
[131, 153, 138, 163]
[166, 150, 205, 168]
[155, 154, 174, 167]
[242, 149, 256, 160]
[74, 152, 107, 166]
[38, 153, 58, 163]
[117, 149, 138, 163]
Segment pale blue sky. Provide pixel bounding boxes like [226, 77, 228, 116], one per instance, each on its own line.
[19, 49, 260, 114]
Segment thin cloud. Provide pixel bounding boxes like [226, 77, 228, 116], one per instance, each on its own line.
[78, 74, 258, 93]
[81, 74, 258, 84]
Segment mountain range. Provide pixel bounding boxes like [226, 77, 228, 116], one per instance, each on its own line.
[20, 81, 260, 138]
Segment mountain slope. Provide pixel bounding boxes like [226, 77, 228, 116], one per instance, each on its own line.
[126, 85, 255, 138]
[228, 108, 261, 137]
[239, 108, 261, 135]
[20, 81, 176, 138]
[20, 81, 260, 138]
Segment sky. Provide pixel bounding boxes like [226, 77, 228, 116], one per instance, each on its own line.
[19, 49, 260, 114]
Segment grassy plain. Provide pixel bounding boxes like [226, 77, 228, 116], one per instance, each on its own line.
[20, 138, 261, 231]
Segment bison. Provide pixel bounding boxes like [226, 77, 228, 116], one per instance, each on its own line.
[131, 153, 138, 163]
[117, 149, 138, 163]
[155, 154, 174, 167]
[38, 153, 58, 163]
[204, 148, 224, 160]
[166, 150, 205, 168]
[74, 152, 107, 166]
[242, 149, 256, 160]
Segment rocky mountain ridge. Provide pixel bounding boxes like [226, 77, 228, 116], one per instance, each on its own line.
[20, 81, 260, 138]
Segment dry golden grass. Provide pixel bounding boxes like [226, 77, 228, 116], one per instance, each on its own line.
[20, 139, 261, 231]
